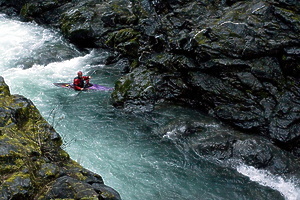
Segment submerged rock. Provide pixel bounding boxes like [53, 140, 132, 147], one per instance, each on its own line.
[0, 76, 121, 200]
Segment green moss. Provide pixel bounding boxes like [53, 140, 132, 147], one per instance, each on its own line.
[60, 10, 80, 35]
[130, 59, 139, 70]
[0, 162, 23, 174]
[15, 158, 26, 167]
[112, 77, 134, 102]
[282, 54, 288, 61]
[20, 3, 37, 19]
[73, 172, 87, 181]
[0, 95, 14, 108]
[110, 1, 129, 14]
[5, 171, 30, 183]
[58, 149, 70, 160]
[193, 31, 209, 45]
[64, 159, 84, 169]
[116, 79, 133, 97]
[106, 28, 140, 47]
[119, 78, 133, 96]
[0, 81, 10, 97]
[105, 28, 140, 57]
[44, 170, 54, 177]
[277, 7, 300, 21]
[20, 1, 60, 21]
[60, 8, 91, 37]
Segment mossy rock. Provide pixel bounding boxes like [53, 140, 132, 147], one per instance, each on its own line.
[106, 0, 138, 25]
[111, 67, 156, 112]
[106, 28, 140, 45]
[106, 28, 140, 57]
[0, 77, 10, 97]
[59, 7, 95, 47]
[20, 1, 60, 21]
[1, 171, 33, 199]
[112, 76, 134, 104]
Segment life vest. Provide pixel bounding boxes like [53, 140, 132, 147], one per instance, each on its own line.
[74, 76, 84, 88]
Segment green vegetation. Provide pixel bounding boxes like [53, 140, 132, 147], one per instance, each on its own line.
[106, 28, 140, 57]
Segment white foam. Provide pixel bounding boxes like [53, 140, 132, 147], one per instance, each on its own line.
[237, 164, 300, 200]
[0, 15, 97, 111]
[3, 54, 92, 87]
[0, 16, 51, 68]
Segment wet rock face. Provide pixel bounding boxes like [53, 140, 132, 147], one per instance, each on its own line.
[157, 118, 300, 178]
[0, 0, 299, 156]
[0, 76, 121, 200]
[132, 0, 300, 156]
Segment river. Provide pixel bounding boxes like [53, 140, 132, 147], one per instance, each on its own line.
[0, 14, 299, 200]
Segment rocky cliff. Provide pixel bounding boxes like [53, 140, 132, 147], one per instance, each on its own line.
[0, 0, 299, 177]
[0, 76, 120, 199]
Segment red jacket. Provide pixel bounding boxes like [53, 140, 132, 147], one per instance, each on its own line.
[73, 76, 90, 90]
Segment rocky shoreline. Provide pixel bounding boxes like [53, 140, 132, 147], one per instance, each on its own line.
[0, 77, 121, 199]
[0, 0, 300, 197]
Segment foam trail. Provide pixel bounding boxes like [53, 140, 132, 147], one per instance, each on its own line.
[237, 164, 300, 200]
[0, 15, 57, 68]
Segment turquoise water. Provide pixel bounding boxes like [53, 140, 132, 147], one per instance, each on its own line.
[1, 14, 299, 200]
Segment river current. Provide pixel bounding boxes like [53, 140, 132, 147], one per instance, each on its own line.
[0, 14, 299, 200]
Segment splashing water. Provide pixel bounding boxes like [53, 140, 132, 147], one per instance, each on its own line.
[237, 165, 300, 200]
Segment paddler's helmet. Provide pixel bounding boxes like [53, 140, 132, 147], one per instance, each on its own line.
[77, 71, 83, 76]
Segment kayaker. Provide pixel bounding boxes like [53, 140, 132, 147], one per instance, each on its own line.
[73, 71, 91, 91]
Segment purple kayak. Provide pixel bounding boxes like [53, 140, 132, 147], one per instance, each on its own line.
[53, 83, 113, 91]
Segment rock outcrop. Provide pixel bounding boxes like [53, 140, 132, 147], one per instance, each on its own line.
[0, 76, 121, 200]
[0, 0, 299, 173]
[156, 118, 300, 177]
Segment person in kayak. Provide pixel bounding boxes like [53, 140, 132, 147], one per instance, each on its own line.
[73, 71, 92, 91]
